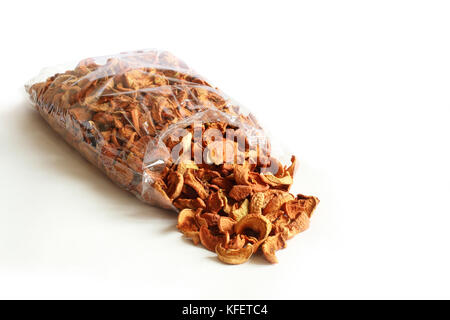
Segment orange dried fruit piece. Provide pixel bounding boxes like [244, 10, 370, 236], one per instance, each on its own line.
[286, 155, 297, 177]
[262, 173, 293, 187]
[230, 198, 249, 222]
[218, 216, 235, 234]
[210, 177, 233, 192]
[264, 209, 284, 223]
[201, 212, 221, 227]
[234, 163, 251, 185]
[273, 214, 290, 234]
[166, 171, 183, 200]
[207, 191, 225, 213]
[263, 192, 294, 215]
[226, 234, 246, 250]
[296, 194, 320, 218]
[177, 208, 202, 245]
[229, 185, 252, 201]
[184, 169, 209, 199]
[199, 225, 224, 252]
[286, 212, 310, 239]
[234, 213, 272, 241]
[248, 173, 270, 192]
[194, 211, 208, 228]
[173, 197, 206, 210]
[249, 192, 265, 214]
[215, 242, 254, 265]
[261, 232, 288, 264]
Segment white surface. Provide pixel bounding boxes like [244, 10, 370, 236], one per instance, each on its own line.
[1, 0, 450, 300]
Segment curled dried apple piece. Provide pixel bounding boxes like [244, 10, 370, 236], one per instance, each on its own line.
[234, 213, 272, 241]
[226, 234, 246, 250]
[262, 173, 293, 187]
[263, 192, 294, 215]
[296, 194, 320, 218]
[248, 173, 270, 192]
[177, 208, 201, 243]
[166, 171, 183, 200]
[184, 231, 200, 245]
[286, 155, 297, 178]
[273, 214, 290, 234]
[195, 211, 208, 228]
[207, 191, 225, 213]
[153, 179, 171, 203]
[218, 216, 235, 234]
[210, 177, 233, 192]
[201, 212, 221, 227]
[184, 169, 209, 199]
[199, 225, 223, 252]
[261, 232, 288, 264]
[286, 212, 310, 239]
[231, 198, 249, 222]
[215, 242, 254, 265]
[219, 190, 232, 214]
[173, 197, 206, 210]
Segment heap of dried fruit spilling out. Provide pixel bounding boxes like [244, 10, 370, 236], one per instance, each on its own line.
[27, 50, 319, 264]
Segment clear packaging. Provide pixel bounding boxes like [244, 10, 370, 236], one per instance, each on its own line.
[26, 50, 283, 211]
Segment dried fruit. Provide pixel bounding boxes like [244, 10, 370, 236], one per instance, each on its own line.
[199, 225, 223, 252]
[218, 216, 235, 234]
[26, 50, 319, 265]
[249, 192, 265, 214]
[229, 185, 253, 201]
[235, 214, 272, 241]
[184, 169, 209, 200]
[177, 208, 201, 244]
[286, 212, 310, 239]
[262, 173, 293, 187]
[231, 198, 249, 222]
[215, 243, 254, 265]
[261, 232, 288, 264]
[166, 171, 183, 200]
[263, 192, 294, 215]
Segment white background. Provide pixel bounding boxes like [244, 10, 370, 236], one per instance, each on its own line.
[0, 0, 449, 299]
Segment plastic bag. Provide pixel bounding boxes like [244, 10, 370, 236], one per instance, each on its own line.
[26, 50, 318, 264]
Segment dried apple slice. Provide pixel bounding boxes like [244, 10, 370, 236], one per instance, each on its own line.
[249, 192, 265, 214]
[226, 234, 246, 250]
[234, 213, 272, 241]
[229, 185, 252, 201]
[215, 243, 254, 265]
[177, 208, 201, 243]
[199, 225, 223, 252]
[230, 198, 249, 222]
[262, 173, 293, 187]
[218, 216, 235, 234]
[166, 171, 183, 199]
[263, 192, 294, 215]
[261, 232, 288, 264]
[286, 212, 310, 239]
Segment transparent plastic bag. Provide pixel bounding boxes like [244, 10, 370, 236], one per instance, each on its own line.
[26, 50, 286, 211]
